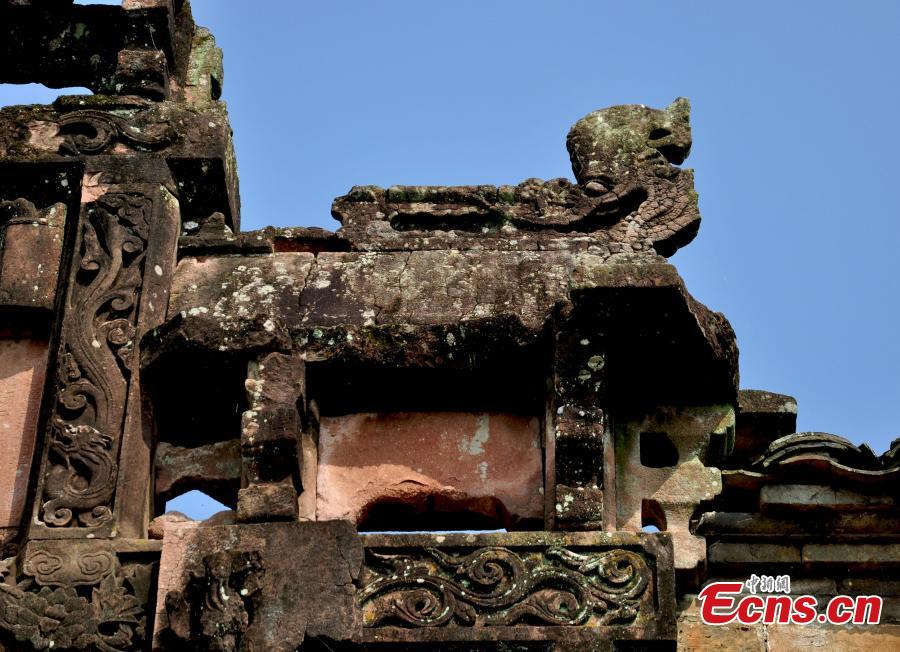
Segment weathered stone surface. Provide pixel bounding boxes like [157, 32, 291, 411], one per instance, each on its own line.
[760, 483, 894, 511]
[158, 253, 738, 405]
[615, 406, 733, 573]
[750, 432, 900, 485]
[707, 542, 802, 565]
[334, 99, 699, 258]
[0, 1, 186, 97]
[677, 596, 765, 651]
[567, 98, 691, 185]
[679, 594, 900, 651]
[148, 510, 193, 540]
[0, 338, 49, 531]
[155, 521, 362, 651]
[802, 543, 900, 566]
[237, 352, 304, 522]
[333, 178, 687, 256]
[730, 389, 798, 467]
[1, 539, 157, 652]
[167, 252, 314, 334]
[1, 5, 894, 649]
[317, 412, 543, 529]
[29, 181, 181, 537]
[765, 624, 900, 651]
[697, 510, 900, 538]
[0, 199, 66, 311]
[236, 482, 298, 522]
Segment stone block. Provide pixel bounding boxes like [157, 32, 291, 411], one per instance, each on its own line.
[0, 200, 65, 311]
[358, 531, 676, 647]
[154, 439, 241, 506]
[154, 521, 362, 651]
[615, 405, 732, 572]
[237, 482, 298, 522]
[677, 596, 765, 651]
[803, 543, 900, 566]
[731, 389, 797, 466]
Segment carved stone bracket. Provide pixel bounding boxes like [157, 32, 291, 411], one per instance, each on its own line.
[39, 192, 153, 530]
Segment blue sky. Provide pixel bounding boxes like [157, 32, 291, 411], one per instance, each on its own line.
[4, 1, 899, 516]
[194, 0, 898, 454]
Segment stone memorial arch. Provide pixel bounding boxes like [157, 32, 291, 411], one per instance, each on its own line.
[0, 2, 897, 650]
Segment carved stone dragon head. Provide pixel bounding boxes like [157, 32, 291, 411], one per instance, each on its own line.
[567, 98, 692, 186]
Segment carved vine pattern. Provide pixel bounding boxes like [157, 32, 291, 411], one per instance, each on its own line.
[359, 545, 651, 628]
[40, 193, 152, 528]
[57, 110, 176, 156]
[0, 555, 144, 652]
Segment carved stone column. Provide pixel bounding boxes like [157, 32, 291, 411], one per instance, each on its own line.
[30, 164, 180, 540]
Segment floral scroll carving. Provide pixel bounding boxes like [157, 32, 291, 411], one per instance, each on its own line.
[359, 545, 652, 628]
[0, 551, 147, 652]
[40, 193, 153, 528]
[57, 110, 176, 156]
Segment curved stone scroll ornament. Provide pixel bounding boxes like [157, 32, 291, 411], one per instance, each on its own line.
[40, 194, 152, 528]
[23, 549, 116, 588]
[0, 556, 144, 652]
[359, 545, 651, 628]
[57, 110, 176, 156]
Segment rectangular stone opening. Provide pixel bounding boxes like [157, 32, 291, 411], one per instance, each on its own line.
[146, 351, 248, 514]
[309, 364, 545, 532]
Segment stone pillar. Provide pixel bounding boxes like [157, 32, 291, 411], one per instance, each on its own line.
[546, 324, 610, 531]
[237, 352, 304, 522]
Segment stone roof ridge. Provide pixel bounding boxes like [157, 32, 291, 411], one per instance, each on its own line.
[332, 98, 701, 255]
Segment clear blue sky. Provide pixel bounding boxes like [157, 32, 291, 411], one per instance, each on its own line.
[4, 1, 899, 515]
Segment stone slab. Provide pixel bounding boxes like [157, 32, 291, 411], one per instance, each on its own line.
[0, 337, 49, 529]
[317, 412, 543, 529]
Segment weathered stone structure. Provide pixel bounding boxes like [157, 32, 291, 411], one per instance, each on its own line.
[0, 2, 897, 650]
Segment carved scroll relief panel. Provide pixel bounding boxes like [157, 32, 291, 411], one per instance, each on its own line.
[358, 531, 676, 646]
[30, 182, 180, 538]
